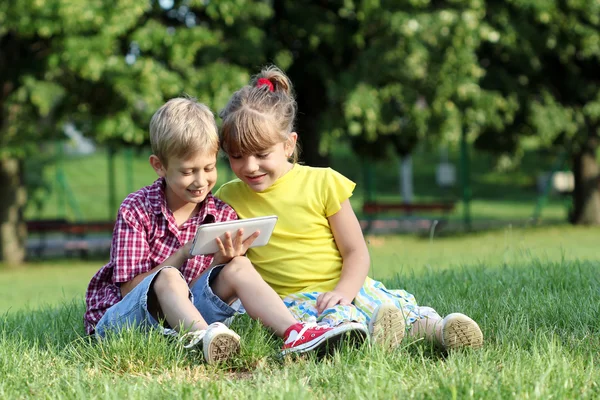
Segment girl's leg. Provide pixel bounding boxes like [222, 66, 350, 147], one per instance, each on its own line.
[210, 257, 297, 337]
[408, 307, 484, 350]
[351, 277, 419, 347]
[150, 267, 208, 332]
[408, 306, 444, 345]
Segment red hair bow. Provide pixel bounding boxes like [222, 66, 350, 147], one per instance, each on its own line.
[256, 78, 274, 92]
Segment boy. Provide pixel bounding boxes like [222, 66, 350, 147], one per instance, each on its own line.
[84, 98, 366, 364]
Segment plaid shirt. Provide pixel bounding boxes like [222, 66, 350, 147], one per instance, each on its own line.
[84, 178, 237, 335]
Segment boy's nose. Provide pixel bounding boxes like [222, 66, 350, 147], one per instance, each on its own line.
[194, 172, 208, 187]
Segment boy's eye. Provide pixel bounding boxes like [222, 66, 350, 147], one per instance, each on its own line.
[182, 171, 193, 176]
[257, 153, 269, 159]
[205, 166, 215, 172]
[230, 155, 242, 160]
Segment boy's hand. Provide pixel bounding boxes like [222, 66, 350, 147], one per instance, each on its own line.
[180, 241, 195, 260]
[316, 290, 351, 314]
[212, 228, 260, 265]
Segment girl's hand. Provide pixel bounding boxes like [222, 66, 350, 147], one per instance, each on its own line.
[212, 228, 260, 265]
[316, 290, 351, 314]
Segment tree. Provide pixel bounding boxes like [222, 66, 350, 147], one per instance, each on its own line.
[0, 0, 272, 264]
[274, 0, 600, 225]
[265, 1, 512, 165]
[477, 0, 600, 224]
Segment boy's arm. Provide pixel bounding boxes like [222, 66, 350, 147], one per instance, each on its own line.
[110, 205, 194, 298]
[316, 199, 370, 313]
[120, 241, 193, 298]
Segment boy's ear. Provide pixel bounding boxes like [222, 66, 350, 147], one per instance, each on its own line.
[149, 155, 166, 177]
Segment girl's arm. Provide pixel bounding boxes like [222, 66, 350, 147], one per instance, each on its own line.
[316, 199, 370, 313]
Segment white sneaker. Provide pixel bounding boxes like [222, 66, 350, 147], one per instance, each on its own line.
[368, 303, 406, 349]
[179, 322, 241, 364]
[440, 313, 483, 351]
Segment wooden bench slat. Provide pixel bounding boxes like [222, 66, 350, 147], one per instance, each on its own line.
[26, 220, 115, 234]
[362, 202, 455, 214]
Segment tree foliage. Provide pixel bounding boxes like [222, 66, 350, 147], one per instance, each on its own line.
[0, 0, 271, 155]
[1, 0, 600, 264]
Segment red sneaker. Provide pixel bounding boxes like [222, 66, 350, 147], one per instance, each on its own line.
[281, 320, 367, 357]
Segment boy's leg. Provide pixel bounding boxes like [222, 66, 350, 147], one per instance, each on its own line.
[95, 266, 200, 337]
[150, 267, 208, 332]
[96, 266, 239, 364]
[151, 267, 240, 364]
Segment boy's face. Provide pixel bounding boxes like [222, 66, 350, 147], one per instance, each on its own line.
[150, 151, 217, 210]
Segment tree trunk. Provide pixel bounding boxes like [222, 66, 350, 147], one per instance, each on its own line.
[288, 65, 330, 167]
[570, 136, 600, 225]
[0, 158, 27, 265]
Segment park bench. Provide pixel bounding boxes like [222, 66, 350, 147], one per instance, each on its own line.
[361, 201, 456, 233]
[26, 219, 115, 258]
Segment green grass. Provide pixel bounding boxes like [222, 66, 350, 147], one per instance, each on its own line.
[1, 227, 599, 398]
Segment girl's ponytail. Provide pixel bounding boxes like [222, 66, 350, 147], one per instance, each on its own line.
[251, 66, 293, 97]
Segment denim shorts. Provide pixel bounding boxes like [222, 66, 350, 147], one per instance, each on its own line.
[94, 265, 238, 337]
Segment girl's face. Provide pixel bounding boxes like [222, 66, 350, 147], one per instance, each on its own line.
[228, 134, 297, 192]
[150, 150, 217, 211]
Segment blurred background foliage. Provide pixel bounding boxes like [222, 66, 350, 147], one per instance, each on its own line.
[1, 0, 600, 264]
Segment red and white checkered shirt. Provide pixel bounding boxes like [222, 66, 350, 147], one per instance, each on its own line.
[84, 178, 237, 335]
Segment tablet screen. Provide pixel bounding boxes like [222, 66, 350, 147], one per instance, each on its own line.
[190, 215, 278, 256]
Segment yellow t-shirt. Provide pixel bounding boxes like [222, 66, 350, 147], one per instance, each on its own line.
[215, 164, 355, 297]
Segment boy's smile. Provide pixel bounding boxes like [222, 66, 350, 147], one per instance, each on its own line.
[150, 151, 217, 212]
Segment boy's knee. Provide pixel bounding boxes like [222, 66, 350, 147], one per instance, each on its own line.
[153, 267, 186, 294]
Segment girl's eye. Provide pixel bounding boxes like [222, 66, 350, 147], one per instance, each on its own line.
[230, 155, 242, 160]
[205, 167, 215, 172]
[257, 153, 269, 159]
[182, 172, 193, 176]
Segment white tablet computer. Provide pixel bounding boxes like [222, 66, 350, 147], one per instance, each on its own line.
[190, 215, 278, 256]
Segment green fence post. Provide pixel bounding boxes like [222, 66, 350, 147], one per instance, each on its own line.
[107, 146, 117, 220]
[55, 142, 67, 219]
[460, 128, 472, 231]
[124, 147, 134, 195]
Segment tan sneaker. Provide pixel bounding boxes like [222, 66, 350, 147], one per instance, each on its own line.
[368, 303, 406, 349]
[440, 313, 483, 350]
[180, 322, 241, 364]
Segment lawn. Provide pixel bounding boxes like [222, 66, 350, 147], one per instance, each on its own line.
[1, 226, 598, 398]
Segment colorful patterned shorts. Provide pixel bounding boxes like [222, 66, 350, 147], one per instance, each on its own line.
[283, 277, 421, 327]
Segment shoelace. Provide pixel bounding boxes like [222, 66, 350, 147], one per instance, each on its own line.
[180, 330, 206, 349]
[290, 317, 325, 346]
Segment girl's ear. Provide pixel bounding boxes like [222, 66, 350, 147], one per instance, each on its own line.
[285, 132, 298, 156]
[149, 155, 166, 177]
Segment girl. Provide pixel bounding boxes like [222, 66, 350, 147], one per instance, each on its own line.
[215, 66, 483, 351]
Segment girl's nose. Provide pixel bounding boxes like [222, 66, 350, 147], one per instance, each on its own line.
[244, 157, 259, 173]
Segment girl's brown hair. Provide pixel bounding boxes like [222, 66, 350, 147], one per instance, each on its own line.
[219, 66, 300, 162]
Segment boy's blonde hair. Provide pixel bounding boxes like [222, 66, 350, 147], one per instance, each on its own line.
[149, 97, 219, 166]
[219, 66, 300, 162]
